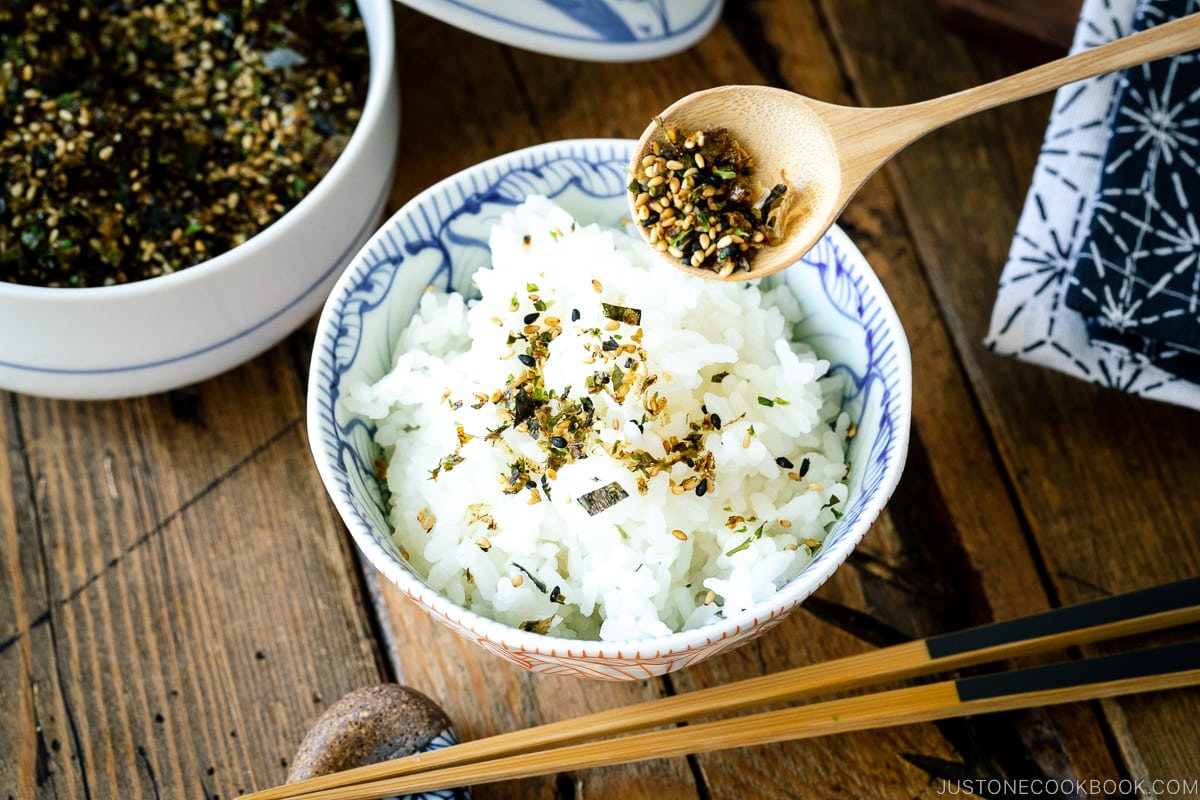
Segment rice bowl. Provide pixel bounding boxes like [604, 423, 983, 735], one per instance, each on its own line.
[307, 139, 911, 679]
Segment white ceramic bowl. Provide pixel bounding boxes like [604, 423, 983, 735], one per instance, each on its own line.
[394, 0, 723, 62]
[308, 139, 912, 680]
[0, 0, 399, 400]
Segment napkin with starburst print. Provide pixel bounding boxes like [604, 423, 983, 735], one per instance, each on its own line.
[986, 0, 1200, 408]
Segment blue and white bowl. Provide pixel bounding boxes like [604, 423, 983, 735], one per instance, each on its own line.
[308, 139, 912, 680]
[395, 0, 723, 62]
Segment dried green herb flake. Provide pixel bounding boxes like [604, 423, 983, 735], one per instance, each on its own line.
[578, 481, 629, 516]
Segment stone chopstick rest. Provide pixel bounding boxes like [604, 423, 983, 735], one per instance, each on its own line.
[287, 684, 468, 799]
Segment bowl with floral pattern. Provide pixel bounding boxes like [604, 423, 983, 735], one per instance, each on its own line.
[307, 138, 911, 680]
[394, 0, 723, 62]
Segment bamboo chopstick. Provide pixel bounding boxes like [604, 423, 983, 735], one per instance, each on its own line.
[249, 577, 1200, 800]
[283, 639, 1200, 800]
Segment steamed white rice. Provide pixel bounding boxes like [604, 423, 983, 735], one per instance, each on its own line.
[345, 196, 850, 641]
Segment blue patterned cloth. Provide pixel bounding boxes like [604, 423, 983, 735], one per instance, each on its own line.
[1065, 0, 1200, 382]
[987, 0, 1200, 407]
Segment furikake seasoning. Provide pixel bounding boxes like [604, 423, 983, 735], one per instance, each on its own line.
[428, 276, 725, 526]
[629, 124, 788, 277]
[0, 0, 369, 288]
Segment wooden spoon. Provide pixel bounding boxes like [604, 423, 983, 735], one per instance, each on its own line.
[631, 12, 1200, 281]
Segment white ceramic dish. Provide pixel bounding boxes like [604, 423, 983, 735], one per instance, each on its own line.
[394, 0, 723, 62]
[308, 139, 912, 680]
[0, 0, 399, 400]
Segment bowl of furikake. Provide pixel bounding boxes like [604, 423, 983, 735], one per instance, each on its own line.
[308, 139, 912, 680]
[0, 0, 398, 399]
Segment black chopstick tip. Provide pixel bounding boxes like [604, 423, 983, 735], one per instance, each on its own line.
[955, 639, 1200, 702]
[926, 577, 1200, 660]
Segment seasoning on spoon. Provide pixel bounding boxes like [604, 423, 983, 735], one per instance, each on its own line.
[628, 123, 790, 277]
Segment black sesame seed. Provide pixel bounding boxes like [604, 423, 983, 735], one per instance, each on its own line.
[525, 480, 537, 490]
[695, 478, 708, 497]
[517, 353, 536, 367]
[775, 456, 794, 469]
[523, 312, 540, 324]
[798, 457, 810, 477]
[571, 308, 581, 322]
[548, 436, 568, 448]
[711, 413, 722, 429]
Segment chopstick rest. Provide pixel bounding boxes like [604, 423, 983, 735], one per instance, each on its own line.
[286, 684, 465, 798]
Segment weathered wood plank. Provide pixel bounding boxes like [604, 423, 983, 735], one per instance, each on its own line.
[1, 346, 387, 799]
[923, 0, 1083, 63]
[0, 395, 88, 800]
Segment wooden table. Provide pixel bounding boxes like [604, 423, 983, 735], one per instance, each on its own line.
[4, 2, 1199, 797]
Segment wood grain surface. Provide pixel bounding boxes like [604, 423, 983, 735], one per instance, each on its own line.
[2, 1, 1197, 798]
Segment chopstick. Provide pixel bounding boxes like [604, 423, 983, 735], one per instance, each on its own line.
[280, 639, 1200, 800]
[249, 577, 1200, 800]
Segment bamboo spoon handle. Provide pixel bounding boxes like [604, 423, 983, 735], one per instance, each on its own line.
[819, 12, 1200, 193]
